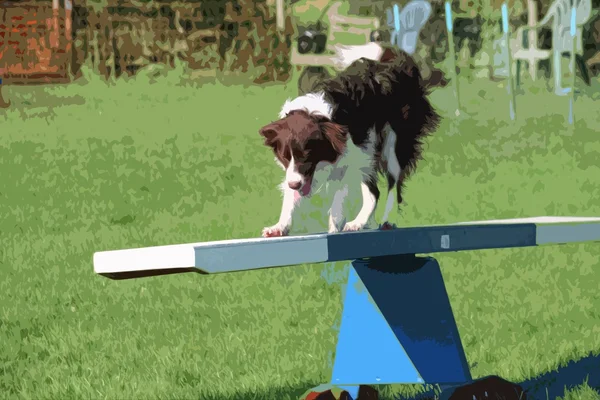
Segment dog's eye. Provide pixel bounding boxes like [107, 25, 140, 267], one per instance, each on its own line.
[297, 153, 308, 162]
[292, 149, 308, 162]
[269, 140, 280, 151]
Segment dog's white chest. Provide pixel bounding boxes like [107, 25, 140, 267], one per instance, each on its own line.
[315, 134, 375, 192]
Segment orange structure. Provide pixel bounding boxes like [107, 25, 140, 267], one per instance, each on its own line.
[0, 0, 73, 84]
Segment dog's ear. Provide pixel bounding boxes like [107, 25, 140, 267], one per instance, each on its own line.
[380, 47, 397, 63]
[320, 121, 348, 156]
[259, 122, 281, 146]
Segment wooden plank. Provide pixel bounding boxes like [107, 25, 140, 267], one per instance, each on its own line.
[328, 13, 379, 28]
[290, 47, 338, 67]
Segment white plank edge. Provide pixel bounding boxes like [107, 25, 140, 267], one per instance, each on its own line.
[93, 242, 198, 274]
[451, 216, 600, 246]
[536, 223, 600, 245]
[94, 234, 329, 275]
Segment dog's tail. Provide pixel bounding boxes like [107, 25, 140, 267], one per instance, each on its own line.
[380, 47, 449, 90]
[331, 42, 448, 89]
[332, 42, 384, 70]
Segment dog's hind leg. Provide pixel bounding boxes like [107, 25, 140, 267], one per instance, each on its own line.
[381, 174, 398, 223]
[380, 128, 402, 229]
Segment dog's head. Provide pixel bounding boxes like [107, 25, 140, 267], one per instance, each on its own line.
[259, 110, 348, 197]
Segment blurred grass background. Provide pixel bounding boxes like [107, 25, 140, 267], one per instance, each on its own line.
[1, 62, 600, 398]
[2, 0, 600, 398]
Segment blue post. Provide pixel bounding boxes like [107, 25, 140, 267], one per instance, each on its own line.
[501, 3, 516, 120]
[393, 4, 401, 32]
[389, 3, 402, 48]
[444, 1, 461, 116]
[444, 2, 453, 37]
[568, 6, 577, 125]
[328, 254, 472, 398]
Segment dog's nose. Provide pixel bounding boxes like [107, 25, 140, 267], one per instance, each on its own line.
[288, 181, 302, 190]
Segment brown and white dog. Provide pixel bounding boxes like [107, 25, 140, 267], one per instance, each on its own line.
[259, 47, 440, 237]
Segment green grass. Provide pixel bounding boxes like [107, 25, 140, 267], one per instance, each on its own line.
[560, 381, 600, 400]
[1, 68, 600, 399]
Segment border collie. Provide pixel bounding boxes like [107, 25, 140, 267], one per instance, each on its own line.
[259, 47, 440, 238]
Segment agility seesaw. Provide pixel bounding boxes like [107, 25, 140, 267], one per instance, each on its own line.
[94, 216, 600, 399]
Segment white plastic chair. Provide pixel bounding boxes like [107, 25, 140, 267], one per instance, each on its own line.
[513, 0, 592, 95]
[385, 0, 432, 55]
[544, 0, 592, 94]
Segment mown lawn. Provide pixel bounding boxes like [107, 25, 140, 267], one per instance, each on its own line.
[1, 68, 600, 399]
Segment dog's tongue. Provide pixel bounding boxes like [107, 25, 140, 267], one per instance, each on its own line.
[300, 178, 312, 196]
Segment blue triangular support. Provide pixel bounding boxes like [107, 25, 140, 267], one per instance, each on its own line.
[330, 255, 472, 386]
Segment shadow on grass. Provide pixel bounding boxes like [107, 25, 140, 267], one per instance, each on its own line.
[391, 352, 600, 399]
[520, 352, 600, 399]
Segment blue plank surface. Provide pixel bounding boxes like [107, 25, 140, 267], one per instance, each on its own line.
[326, 224, 537, 262]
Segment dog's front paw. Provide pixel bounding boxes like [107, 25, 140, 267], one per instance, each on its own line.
[262, 224, 289, 238]
[380, 221, 396, 230]
[342, 220, 366, 232]
[328, 219, 344, 234]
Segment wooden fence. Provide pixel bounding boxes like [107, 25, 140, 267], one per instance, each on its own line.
[0, 0, 72, 84]
[1, 0, 295, 85]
